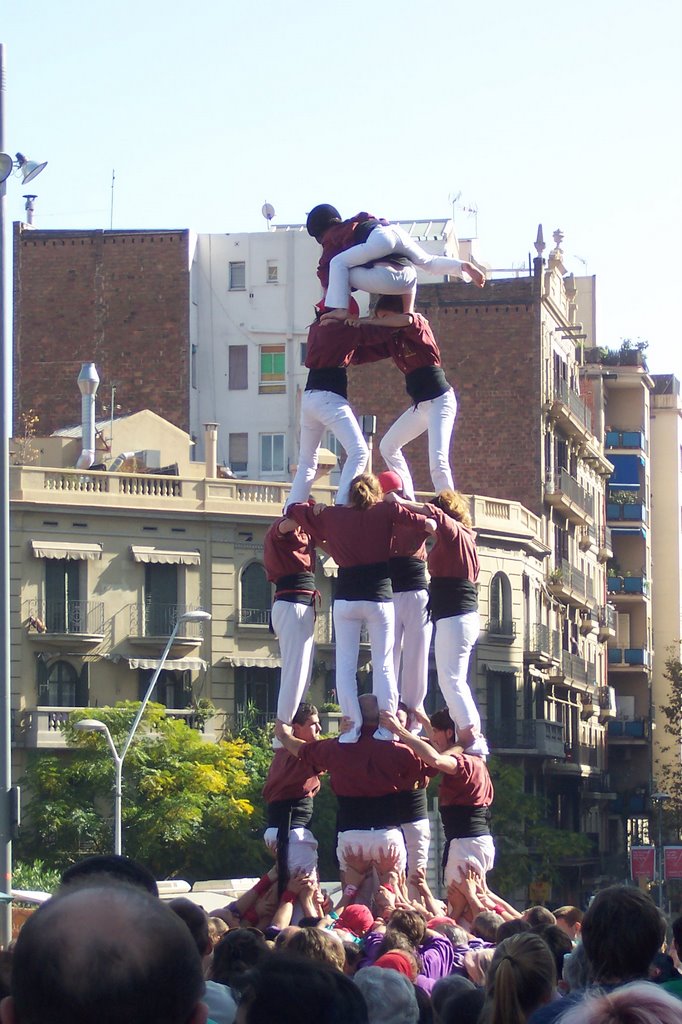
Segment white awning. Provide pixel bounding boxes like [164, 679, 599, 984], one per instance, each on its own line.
[222, 655, 282, 669]
[318, 552, 338, 578]
[130, 545, 200, 566]
[126, 657, 207, 671]
[479, 661, 520, 674]
[31, 540, 102, 561]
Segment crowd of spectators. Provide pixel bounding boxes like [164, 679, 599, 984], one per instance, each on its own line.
[0, 854, 681, 1024]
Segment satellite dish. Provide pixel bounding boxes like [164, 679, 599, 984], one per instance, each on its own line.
[262, 202, 275, 223]
[0, 153, 13, 185]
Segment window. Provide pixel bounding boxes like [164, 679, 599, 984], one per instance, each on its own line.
[37, 659, 88, 707]
[488, 571, 513, 637]
[259, 345, 285, 394]
[260, 433, 285, 474]
[229, 433, 248, 475]
[138, 668, 192, 709]
[486, 671, 517, 746]
[228, 346, 248, 390]
[144, 563, 179, 635]
[266, 260, 278, 284]
[300, 342, 307, 365]
[45, 559, 81, 633]
[229, 261, 246, 290]
[240, 562, 270, 625]
[191, 344, 197, 389]
[235, 666, 280, 729]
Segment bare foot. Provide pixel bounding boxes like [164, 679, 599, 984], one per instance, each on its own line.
[320, 308, 350, 324]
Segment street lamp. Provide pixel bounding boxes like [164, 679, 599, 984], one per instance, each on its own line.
[650, 791, 670, 910]
[0, 42, 48, 948]
[74, 609, 211, 855]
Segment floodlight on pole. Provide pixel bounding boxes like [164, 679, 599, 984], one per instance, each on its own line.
[73, 609, 211, 855]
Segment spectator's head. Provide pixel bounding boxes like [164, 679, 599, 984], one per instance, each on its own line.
[306, 204, 342, 242]
[283, 927, 345, 971]
[440, 988, 485, 1024]
[210, 927, 270, 988]
[560, 980, 682, 1024]
[522, 905, 556, 932]
[59, 854, 158, 896]
[343, 941, 364, 977]
[374, 295, 405, 316]
[471, 911, 503, 943]
[483, 933, 556, 1024]
[0, 884, 205, 1024]
[354, 966, 418, 1024]
[336, 904, 375, 940]
[580, 885, 665, 984]
[378, 470, 404, 497]
[292, 702, 321, 742]
[349, 473, 382, 511]
[540, 924, 573, 983]
[374, 947, 420, 983]
[553, 905, 583, 942]
[648, 951, 676, 983]
[463, 946, 494, 987]
[387, 909, 426, 948]
[431, 974, 474, 1018]
[496, 919, 530, 943]
[427, 918, 469, 949]
[238, 955, 368, 1024]
[168, 897, 211, 958]
[561, 940, 593, 993]
[431, 490, 472, 528]
[670, 912, 682, 958]
[208, 916, 229, 946]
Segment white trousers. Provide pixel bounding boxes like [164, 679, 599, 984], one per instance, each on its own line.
[434, 611, 482, 736]
[264, 826, 319, 876]
[271, 601, 316, 724]
[333, 599, 398, 742]
[392, 589, 432, 714]
[401, 817, 431, 881]
[444, 835, 495, 885]
[347, 260, 417, 304]
[326, 224, 466, 309]
[337, 827, 407, 875]
[380, 388, 458, 501]
[286, 389, 368, 508]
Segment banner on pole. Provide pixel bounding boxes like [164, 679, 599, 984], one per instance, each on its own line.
[664, 846, 682, 880]
[630, 845, 655, 880]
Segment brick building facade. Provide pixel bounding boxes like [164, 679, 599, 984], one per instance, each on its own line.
[348, 275, 544, 514]
[13, 226, 191, 436]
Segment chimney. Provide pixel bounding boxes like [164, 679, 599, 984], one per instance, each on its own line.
[76, 363, 100, 469]
[204, 423, 218, 479]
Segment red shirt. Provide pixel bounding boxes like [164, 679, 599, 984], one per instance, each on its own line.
[354, 313, 443, 374]
[262, 748, 321, 803]
[287, 501, 430, 567]
[304, 318, 387, 371]
[263, 517, 315, 583]
[438, 754, 494, 809]
[425, 506, 479, 581]
[316, 212, 374, 290]
[297, 727, 426, 797]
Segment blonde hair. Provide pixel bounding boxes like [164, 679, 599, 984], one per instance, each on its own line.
[433, 489, 472, 528]
[561, 981, 682, 1024]
[349, 473, 381, 511]
[483, 933, 556, 1024]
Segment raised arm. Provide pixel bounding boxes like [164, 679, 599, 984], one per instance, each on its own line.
[379, 710, 461, 774]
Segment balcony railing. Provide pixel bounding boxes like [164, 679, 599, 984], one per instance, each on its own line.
[25, 599, 104, 635]
[128, 603, 207, 637]
[598, 605, 617, 632]
[547, 560, 592, 605]
[607, 718, 649, 739]
[605, 430, 648, 454]
[14, 706, 217, 749]
[236, 608, 271, 627]
[486, 618, 516, 642]
[314, 611, 369, 646]
[547, 469, 595, 519]
[486, 718, 565, 757]
[607, 647, 651, 669]
[553, 380, 593, 433]
[606, 502, 647, 524]
[606, 576, 647, 595]
[562, 651, 588, 686]
[597, 526, 613, 557]
[524, 623, 561, 662]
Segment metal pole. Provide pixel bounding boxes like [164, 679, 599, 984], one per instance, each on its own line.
[113, 754, 122, 856]
[658, 800, 664, 910]
[0, 41, 14, 947]
[119, 621, 182, 763]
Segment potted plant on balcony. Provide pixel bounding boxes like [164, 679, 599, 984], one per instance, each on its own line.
[319, 700, 342, 735]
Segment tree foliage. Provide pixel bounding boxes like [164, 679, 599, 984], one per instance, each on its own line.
[488, 756, 592, 893]
[16, 702, 271, 880]
[654, 650, 682, 843]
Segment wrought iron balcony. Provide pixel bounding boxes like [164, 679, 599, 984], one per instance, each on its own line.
[545, 469, 595, 523]
[550, 380, 593, 437]
[129, 603, 208, 637]
[486, 618, 516, 643]
[236, 608, 271, 627]
[25, 599, 104, 636]
[524, 623, 561, 664]
[486, 718, 565, 757]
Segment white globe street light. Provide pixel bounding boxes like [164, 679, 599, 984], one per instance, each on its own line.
[73, 609, 211, 855]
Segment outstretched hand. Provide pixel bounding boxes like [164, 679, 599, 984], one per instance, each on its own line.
[378, 709, 403, 735]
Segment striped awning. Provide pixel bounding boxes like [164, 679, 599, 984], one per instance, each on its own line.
[222, 655, 282, 669]
[130, 545, 200, 565]
[31, 540, 102, 560]
[125, 657, 207, 671]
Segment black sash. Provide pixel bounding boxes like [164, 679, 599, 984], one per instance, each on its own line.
[405, 366, 450, 405]
[428, 578, 478, 621]
[337, 794, 402, 832]
[306, 367, 347, 398]
[396, 788, 428, 824]
[336, 562, 392, 602]
[389, 556, 428, 593]
[440, 804, 491, 840]
[353, 217, 389, 243]
[274, 572, 317, 605]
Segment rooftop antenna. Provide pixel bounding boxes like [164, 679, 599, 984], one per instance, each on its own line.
[110, 169, 115, 230]
[449, 191, 478, 236]
[262, 201, 275, 231]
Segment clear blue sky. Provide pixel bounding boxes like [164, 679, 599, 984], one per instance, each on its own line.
[3, 0, 681, 377]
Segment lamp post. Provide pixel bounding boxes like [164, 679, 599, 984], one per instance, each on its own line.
[650, 791, 670, 910]
[74, 609, 211, 855]
[0, 42, 48, 947]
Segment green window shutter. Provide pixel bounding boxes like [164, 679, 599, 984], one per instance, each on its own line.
[76, 663, 90, 706]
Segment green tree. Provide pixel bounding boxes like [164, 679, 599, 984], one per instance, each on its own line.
[488, 756, 591, 893]
[654, 650, 682, 843]
[16, 702, 267, 880]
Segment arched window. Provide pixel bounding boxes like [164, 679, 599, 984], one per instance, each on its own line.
[489, 572, 514, 639]
[240, 562, 271, 625]
[40, 660, 78, 706]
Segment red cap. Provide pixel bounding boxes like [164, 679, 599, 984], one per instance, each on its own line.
[378, 471, 403, 495]
[427, 916, 457, 928]
[374, 951, 415, 978]
[336, 903, 374, 938]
